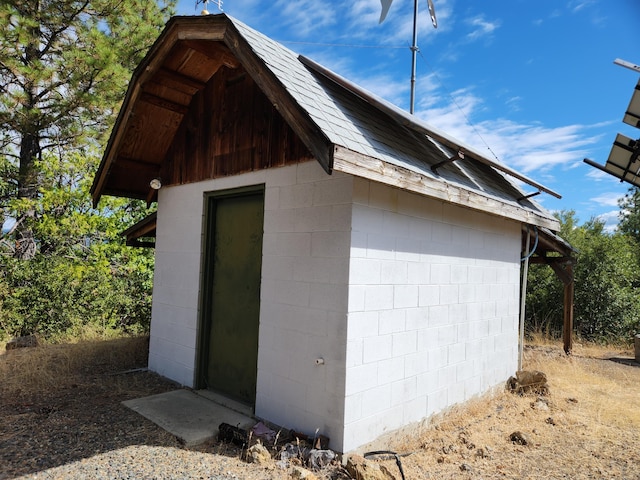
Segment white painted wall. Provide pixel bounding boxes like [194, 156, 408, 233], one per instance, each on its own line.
[149, 160, 353, 447]
[342, 178, 521, 452]
[255, 161, 352, 448]
[149, 163, 523, 454]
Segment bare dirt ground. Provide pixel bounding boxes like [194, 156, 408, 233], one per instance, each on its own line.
[1, 337, 639, 479]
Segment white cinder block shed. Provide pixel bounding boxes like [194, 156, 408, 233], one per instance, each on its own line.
[91, 14, 562, 453]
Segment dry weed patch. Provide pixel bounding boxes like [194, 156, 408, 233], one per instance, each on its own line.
[374, 343, 640, 479]
[1, 336, 150, 398]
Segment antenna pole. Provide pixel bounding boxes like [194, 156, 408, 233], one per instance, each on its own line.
[410, 0, 418, 114]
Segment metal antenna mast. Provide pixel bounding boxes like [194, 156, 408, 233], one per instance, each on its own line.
[409, 0, 437, 114]
[379, 0, 436, 113]
[410, 0, 419, 114]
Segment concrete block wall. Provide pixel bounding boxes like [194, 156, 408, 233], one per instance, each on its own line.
[343, 178, 521, 452]
[150, 166, 297, 385]
[149, 176, 206, 386]
[255, 161, 352, 449]
[152, 169, 285, 385]
[150, 162, 523, 453]
[150, 160, 353, 448]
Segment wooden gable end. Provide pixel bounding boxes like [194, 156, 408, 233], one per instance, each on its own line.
[161, 64, 313, 187]
[91, 15, 327, 207]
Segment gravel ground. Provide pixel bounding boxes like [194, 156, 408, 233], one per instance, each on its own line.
[13, 445, 286, 480]
[0, 339, 318, 480]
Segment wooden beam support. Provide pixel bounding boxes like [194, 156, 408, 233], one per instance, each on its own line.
[156, 67, 207, 92]
[563, 263, 575, 355]
[145, 187, 158, 206]
[528, 255, 572, 265]
[125, 223, 157, 243]
[182, 40, 240, 68]
[529, 252, 575, 355]
[548, 261, 573, 286]
[139, 92, 189, 115]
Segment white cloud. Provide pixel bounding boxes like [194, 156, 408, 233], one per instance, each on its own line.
[590, 192, 623, 208]
[569, 0, 597, 13]
[505, 95, 522, 112]
[272, 0, 339, 37]
[585, 168, 609, 181]
[596, 210, 620, 233]
[549, 9, 563, 19]
[412, 88, 601, 175]
[464, 15, 500, 42]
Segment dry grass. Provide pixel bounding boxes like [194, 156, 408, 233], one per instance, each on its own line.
[2, 338, 639, 479]
[378, 342, 640, 479]
[0, 336, 150, 398]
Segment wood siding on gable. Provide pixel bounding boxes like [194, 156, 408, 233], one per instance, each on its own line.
[162, 65, 313, 186]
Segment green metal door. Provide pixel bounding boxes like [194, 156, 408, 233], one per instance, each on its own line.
[202, 189, 264, 405]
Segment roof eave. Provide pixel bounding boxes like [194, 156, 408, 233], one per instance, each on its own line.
[223, 18, 334, 173]
[91, 17, 194, 206]
[92, 15, 334, 206]
[333, 145, 561, 231]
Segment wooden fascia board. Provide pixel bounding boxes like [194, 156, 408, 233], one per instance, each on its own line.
[222, 21, 334, 173]
[92, 14, 332, 206]
[530, 229, 575, 258]
[102, 188, 148, 200]
[333, 145, 561, 231]
[122, 212, 157, 239]
[91, 16, 228, 206]
[127, 219, 156, 239]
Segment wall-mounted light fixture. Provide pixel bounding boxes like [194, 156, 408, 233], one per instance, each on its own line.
[149, 177, 162, 190]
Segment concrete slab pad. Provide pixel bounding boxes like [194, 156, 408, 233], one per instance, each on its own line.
[123, 389, 255, 447]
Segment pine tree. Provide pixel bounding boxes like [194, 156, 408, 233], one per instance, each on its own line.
[0, 0, 175, 258]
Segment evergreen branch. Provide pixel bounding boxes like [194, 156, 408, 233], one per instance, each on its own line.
[39, 0, 92, 60]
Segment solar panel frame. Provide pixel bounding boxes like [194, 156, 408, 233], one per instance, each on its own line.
[601, 133, 640, 187]
[623, 81, 640, 129]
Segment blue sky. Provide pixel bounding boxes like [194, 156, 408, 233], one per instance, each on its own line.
[179, 1, 638, 229]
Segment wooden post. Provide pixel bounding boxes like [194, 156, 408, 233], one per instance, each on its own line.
[562, 263, 574, 355]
